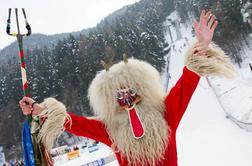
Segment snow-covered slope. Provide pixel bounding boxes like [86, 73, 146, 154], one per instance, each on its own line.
[164, 11, 252, 166]
[177, 79, 252, 166]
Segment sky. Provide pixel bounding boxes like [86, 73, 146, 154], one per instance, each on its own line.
[0, 0, 139, 50]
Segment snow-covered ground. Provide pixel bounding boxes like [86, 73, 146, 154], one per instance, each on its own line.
[164, 11, 252, 166]
[177, 78, 252, 166]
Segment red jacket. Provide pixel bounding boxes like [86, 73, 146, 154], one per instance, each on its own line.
[65, 67, 200, 166]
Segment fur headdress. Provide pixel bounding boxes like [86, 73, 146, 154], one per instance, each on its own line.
[88, 58, 166, 122]
[88, 58, 169, 165]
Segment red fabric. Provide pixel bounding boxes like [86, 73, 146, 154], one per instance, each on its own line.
[19, 50, 24, 58]
[128, 107, 144, 139]
[65, 66, 200, 166]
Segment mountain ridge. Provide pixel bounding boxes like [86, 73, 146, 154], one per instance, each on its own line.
[0, 4, 131, 64]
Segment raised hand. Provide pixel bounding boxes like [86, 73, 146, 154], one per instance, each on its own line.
[19, 97, 45, 116]
[193, 10, 218, 54]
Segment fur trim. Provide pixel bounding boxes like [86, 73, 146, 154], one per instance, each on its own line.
[37, 98, 71, 152]
[88, 59, 166, 120]
[185, 42, 235, 78]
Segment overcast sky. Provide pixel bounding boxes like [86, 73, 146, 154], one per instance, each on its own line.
[0, 0, 139, 49]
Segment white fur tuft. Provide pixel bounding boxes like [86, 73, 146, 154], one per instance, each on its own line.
[185, 42, 236, 78]
[37, 98, 71, 152]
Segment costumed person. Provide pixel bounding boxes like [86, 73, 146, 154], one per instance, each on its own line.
[19, 10, 235, 166]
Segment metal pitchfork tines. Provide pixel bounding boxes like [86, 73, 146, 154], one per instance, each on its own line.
[7, 8, 31, 37]
[6, 8, 32, 122]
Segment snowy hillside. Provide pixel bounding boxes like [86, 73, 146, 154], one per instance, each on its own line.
[164, 11, 252, 166]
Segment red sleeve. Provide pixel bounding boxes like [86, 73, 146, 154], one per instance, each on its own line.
[165, 66, 200, 130]
[64, 112, 112, 147]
